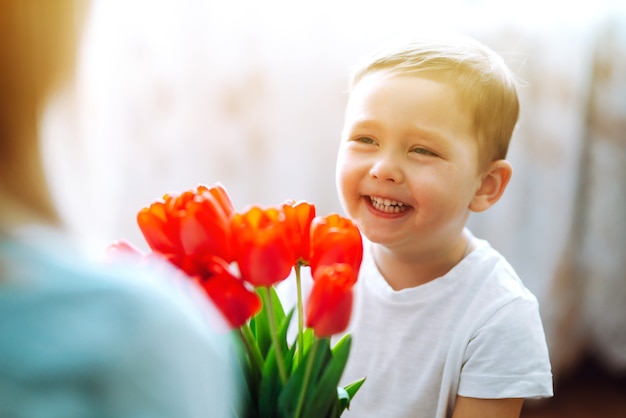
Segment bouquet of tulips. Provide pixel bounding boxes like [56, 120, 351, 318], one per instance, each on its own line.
[110, 183, 365, 417]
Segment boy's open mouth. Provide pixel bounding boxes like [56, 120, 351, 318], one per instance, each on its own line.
[368, 196, 410, 214]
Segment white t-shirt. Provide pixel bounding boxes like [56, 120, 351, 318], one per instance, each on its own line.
[281, 231, 553, 418]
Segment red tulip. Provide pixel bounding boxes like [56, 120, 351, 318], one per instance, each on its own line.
[196, 256, 262, 328]
[231, 206, 294, 287]
[137, 184, 235, 273]
[309, 214, 363, 279]
[179, 184, 235, 262]
[306, 263, 357, 337]
[137, 198, 183, 255]
[280, 200, 316, 265]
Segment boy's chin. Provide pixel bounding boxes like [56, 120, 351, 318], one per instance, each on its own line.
[358, 227, 400, 247]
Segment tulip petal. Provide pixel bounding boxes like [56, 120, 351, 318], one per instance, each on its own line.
[206, 183, 236, 219]
[179, 197, 232, 262]
[309, 214, 363, 279]
[137, 205, 182, 254]
[231, 207, 294, 287]
[280, 200, 316, 264]
[197, 257, 262, 328]
[306, 263, 356, 337]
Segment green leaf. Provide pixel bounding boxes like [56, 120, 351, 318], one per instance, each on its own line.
[267, 285, 286, 323]
[253, 287, 286, 359]
[303, 337, 352, 418]
[234, 343, 259, 418]
[251, 310, 271, 358]
[256, 306, 296, 418]
[250, 289, 366, 417]
[277, 360, 307, 417]
[278, 308, 296, 384]
[292, 327, 315, 372]
[336, 386, 349, 411]
[302, 327, 315, 349]
[329, 387, 349, 418]
[277, 308, 295, 351]
[330, 333, 352, 357]
[258, 344, 283, 417]
[344, 377, 366, 400]
[278, 338, 332, 417]
[337, 377, 366, 415]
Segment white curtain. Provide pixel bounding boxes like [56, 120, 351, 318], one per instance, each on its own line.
[42, 0, 626, 381]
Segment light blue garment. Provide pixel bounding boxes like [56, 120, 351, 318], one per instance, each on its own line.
[0, 229, 241, 418]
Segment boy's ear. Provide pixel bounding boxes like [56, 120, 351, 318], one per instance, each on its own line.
[469, 160, 512, 212]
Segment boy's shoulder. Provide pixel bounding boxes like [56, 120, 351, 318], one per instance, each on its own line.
[353, 234, 536, 310]
[465, 236, 535, 297]
[446, 236, 544, 340]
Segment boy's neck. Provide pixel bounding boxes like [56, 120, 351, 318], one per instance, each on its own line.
[371, 231, 474, 290]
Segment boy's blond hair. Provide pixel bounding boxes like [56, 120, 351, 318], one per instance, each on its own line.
[349, 34, 519, 171]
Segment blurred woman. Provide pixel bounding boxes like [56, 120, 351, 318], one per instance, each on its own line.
[0, 1, 239, 417]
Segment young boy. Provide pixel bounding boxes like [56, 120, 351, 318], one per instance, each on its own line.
[330, 34, 553, 417]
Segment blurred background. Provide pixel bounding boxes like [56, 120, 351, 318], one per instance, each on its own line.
[41, 0, 625, 415]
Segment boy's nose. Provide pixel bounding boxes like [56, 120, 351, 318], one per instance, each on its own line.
[369, 155, 404, 183]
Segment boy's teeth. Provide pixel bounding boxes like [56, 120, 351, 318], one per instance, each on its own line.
[371, 196, 404, 206]
[369, 196, 408, 213]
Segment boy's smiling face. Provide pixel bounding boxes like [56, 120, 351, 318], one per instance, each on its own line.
[337, 71, 485, 255]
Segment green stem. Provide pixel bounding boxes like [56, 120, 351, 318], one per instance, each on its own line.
[238, 325, 264, 378]
[265, 286, 288, 384]
[294, 341, 318, 417]
[236, 326, 263, 411]
[295, 264, 304, 364]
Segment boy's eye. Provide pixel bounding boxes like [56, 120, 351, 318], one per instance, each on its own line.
[412, 147, 437, 156]
[355, 137, 376, 145]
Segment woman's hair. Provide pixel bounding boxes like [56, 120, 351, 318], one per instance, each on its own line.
[349, 33, 520, 171]
[0, 0, 83, 223]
